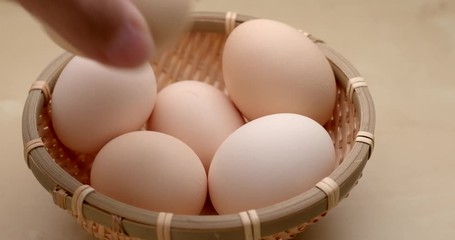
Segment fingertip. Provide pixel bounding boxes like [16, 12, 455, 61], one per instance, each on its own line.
[99, 20, 156, 68]
[20, 0, 156, 68]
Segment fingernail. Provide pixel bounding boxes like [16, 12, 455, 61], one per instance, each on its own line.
[103, 21, 155, 67]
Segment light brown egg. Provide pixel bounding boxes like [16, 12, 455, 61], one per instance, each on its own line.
[223, 19, 336, 125]
[148, 80, 245, 173]
[90, 131, 207, 215]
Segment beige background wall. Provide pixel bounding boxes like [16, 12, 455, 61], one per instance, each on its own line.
[1, 0, 454, 239]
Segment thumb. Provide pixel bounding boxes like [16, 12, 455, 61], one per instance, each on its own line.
[18, 0, 155, 67]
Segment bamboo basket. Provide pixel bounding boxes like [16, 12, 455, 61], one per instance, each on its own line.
[22, 12, 375, 240]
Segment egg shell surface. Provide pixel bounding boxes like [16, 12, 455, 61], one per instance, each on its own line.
[90, 131, 207, 215]
[222, 19, 337, 125]
[51, 56, 157, 154]
[148, 80, 245, 172]
[208, 113, 338, 214]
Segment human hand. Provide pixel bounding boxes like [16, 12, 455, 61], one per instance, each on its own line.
[17, 0, 155, 68]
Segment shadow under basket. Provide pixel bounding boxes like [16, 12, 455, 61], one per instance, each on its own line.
[22, 12, 376, 240]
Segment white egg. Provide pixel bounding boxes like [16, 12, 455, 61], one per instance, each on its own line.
[208, 113, 338, 214]
[51, 56, 156, 154]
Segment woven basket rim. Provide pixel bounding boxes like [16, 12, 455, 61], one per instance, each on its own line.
[22, 11, 376, 240]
